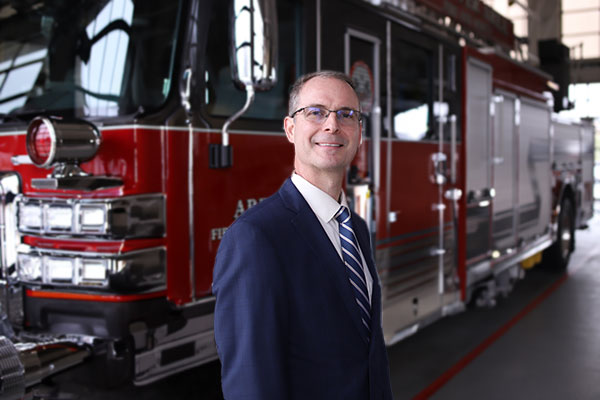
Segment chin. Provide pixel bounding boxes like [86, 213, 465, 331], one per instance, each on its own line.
[313, 161, 348, 172]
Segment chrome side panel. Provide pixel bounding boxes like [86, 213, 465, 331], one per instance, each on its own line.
[466, 59, 492, 196]
[491, 91, 517, 251]
[553, 120, 581, 170]
[517, 98, 551, 241]
[553, 119, 595, 227]
[465, 58, 492, 261]
[0, 173, 22, 331]
[580, 124, 595, 224]
[0, 174, 20, 277]
[133, 312, 218, 385]
[379, 228, 457, 344]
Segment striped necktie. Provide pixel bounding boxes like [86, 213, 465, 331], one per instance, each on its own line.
[335, 206, 371, 341]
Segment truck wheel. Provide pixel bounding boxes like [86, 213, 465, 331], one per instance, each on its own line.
[543, 197, 575, 271]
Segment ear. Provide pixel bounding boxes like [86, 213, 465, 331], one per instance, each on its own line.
[284, 116, 295, 144]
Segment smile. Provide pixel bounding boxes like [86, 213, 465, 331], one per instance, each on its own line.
[316, 143, 343, 147]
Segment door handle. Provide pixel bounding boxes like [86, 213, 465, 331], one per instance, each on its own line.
[430, 152, 447, 185]
[444, 188, 462, 201]
[450, 114, 457, 184]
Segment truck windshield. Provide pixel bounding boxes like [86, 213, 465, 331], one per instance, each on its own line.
[0, 0, 181, 120]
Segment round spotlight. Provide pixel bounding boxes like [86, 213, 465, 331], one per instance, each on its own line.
[26, 117, 101, 168]
[27, 117, 56, 168]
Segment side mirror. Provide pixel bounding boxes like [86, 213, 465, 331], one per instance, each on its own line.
[211, 0, 278, 169]
[230, 0, 278, 91]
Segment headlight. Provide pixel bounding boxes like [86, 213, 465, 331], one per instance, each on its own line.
[79, 205, 107, 233]
[16, 195, 164, 239]
[17, 253, 42, 281]
[81, 259, 109, 283]
[46, 206, 73, 231]
[17, 246, 165, 290]
[47, 257, 75, 282]
[19, 204, 42, 230]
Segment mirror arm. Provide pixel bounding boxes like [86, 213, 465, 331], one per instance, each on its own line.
[221, 85, 255, 146]
[209, 85, 255, 169]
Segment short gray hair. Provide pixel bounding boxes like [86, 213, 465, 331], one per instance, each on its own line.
[288, 71, 357, 116]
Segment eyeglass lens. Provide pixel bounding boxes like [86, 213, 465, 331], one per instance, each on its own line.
[303, 107, 360, 125]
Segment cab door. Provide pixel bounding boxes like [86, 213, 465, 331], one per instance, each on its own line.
[320, 0, 461, 343]
[344, 28, 380, 234]
[382, 23, 462, 341]
[319, 0, 385, 236]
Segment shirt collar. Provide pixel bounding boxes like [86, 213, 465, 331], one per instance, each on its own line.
[291, 173, 349, 223]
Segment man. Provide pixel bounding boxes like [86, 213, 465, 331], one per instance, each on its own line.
[213, 71, 393, 399]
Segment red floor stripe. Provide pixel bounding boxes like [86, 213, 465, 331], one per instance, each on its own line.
[413, 272, 569, 400]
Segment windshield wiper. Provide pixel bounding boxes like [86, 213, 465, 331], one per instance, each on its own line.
[0, 108, 50, 122]
[0, 113, 25, 123]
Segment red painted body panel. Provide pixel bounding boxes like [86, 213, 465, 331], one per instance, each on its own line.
[387, 141, 441, 239]
[414, 0, 515, 51]
[164, 127, 192, 304]
[193, 132, 294, 301]
[26, 288, 166, 302]
[3, 127, 165, 199]
[465, 47, 549, 102]
[3, 125, 295, 306]
[376, 141, 389, 242]
[24, 236, 165, 253]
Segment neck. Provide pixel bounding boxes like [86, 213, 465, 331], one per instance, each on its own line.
[295, 167, 344, 201]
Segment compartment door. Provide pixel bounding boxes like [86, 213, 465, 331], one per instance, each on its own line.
[466, 58, 493, 263]
[491, 91, 518, 252]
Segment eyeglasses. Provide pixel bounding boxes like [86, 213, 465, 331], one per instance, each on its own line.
[290, 106, 362, 126]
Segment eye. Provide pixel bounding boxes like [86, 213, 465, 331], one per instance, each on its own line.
[337, 109, 355, 119]
[306, 107, 326, 117]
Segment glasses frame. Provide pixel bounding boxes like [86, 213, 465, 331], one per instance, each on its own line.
[290, 106, 362, 124]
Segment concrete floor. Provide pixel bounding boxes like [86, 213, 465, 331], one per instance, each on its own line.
[389, 214, 600, 399]
[37, 215, 600, 399]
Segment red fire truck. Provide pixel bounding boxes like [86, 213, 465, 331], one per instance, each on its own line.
[0, 0, 594, 396]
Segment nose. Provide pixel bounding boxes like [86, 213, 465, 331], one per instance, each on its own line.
[322, 111, 340, 132]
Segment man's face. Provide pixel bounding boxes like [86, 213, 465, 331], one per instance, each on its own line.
[284, 77, 362, 177]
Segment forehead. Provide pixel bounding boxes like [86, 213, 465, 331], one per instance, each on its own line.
[297, 77, 359, 109]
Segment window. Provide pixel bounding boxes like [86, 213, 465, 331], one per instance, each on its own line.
[0, 46, 46, 114]
[80, 0, 134, 116]
[391, 40, 432, 141]
[0, 0, 181, 118]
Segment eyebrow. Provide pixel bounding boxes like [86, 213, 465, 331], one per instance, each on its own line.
[304, 104, 358, 111]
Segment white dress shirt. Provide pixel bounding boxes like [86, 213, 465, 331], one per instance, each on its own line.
[291, 173, 373, 302]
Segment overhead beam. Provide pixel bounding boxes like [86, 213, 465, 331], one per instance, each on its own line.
[571, 58, 600, 84]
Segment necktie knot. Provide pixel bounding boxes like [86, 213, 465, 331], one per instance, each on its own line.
[335, 206, 351, 225]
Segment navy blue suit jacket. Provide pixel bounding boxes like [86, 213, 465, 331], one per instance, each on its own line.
[213, 179, 393, 399]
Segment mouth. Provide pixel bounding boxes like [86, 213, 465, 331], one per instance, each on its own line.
[316, 142, 344, 148]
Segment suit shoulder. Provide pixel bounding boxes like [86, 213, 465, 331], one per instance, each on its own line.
[351, 212, 369, 233]
[214, 191, 290, 291]
[232, 191, 290, 230]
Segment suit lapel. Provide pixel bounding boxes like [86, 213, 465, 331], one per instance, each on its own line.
[280, 180, 370, 344]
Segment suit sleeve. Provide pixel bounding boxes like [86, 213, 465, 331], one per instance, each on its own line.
[212, 220, 289, 399]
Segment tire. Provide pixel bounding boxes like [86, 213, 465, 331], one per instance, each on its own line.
[543, 197, 575, 271]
